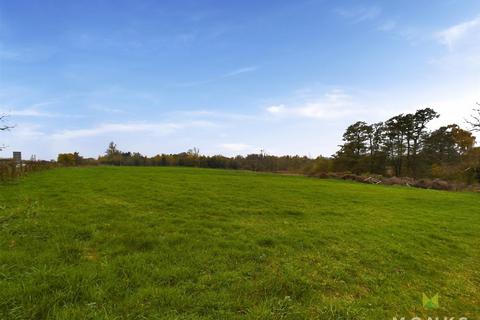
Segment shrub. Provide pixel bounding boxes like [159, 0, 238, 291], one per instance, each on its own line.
[0, 160, 56, 182]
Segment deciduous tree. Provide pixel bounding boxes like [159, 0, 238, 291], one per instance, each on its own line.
[58, 152, 83, 166]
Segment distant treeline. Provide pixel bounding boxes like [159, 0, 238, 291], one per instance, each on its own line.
[55, 107, 480, 184]
[58, 144, 315, 173]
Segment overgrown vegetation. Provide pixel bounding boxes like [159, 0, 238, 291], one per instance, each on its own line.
[0, 166, 478, 319]
[0, 161, 57, 182]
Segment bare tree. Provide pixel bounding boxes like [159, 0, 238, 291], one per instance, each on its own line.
[466, 103, 480, 132]
[0, 113, 14, 151]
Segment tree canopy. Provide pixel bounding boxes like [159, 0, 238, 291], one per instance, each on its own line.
[334, 108, 479, 180]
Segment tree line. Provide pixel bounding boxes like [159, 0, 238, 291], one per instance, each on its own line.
[58, 106, 480, 184]
[59, 142, 314, 173]
[2, 106, 480, 184]
[333, 108, 479, 182]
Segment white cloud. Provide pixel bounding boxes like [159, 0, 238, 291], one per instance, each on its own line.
[52, 123, 175, 139]
[436, 15, 480, 49]
[0, 100, 79, 118]
[266, 89, 358, 119]
[266, 104, 287, 114]
[11, 124, 45, 138]
[1, 107, 83, 119]
[51, 120, 215, 140]
[6, 108, 57, 117]
[433, 15, 480, 69]
[0, 117, 221, 159]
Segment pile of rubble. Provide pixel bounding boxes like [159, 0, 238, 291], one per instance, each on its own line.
[309, 172, 479, 192]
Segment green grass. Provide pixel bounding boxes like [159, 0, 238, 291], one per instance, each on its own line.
[0, 167, 479, 319]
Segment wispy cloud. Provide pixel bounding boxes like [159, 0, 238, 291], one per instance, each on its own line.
[378, 20, 397, 32]
[52, 123, 178, 139]
[433, 15, 480, 68]
[7, 108, 57, 117]
[0, 101, 81, 118]
[175, 109, 255, 121]
[223, 66, 258, 77]
[88, 104, 128, 114]
[173, 66, 259, 88]
[335, 6, 382, 23]
[9, 124, 46, 138]
[335, 7, 423, 45]
[51, 120, 216, 140]
[436, 15, 480, 49]
[266, 89, 359, 119]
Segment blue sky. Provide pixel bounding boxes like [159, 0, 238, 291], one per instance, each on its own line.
[1, 0, 479, 160]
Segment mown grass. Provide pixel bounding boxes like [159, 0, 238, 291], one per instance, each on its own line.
[0, 166, 479, 319]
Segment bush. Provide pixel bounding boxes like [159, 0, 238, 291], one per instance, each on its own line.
[0, 160, 56, 182]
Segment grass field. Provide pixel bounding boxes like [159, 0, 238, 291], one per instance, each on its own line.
[0, 167, 479, 319]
